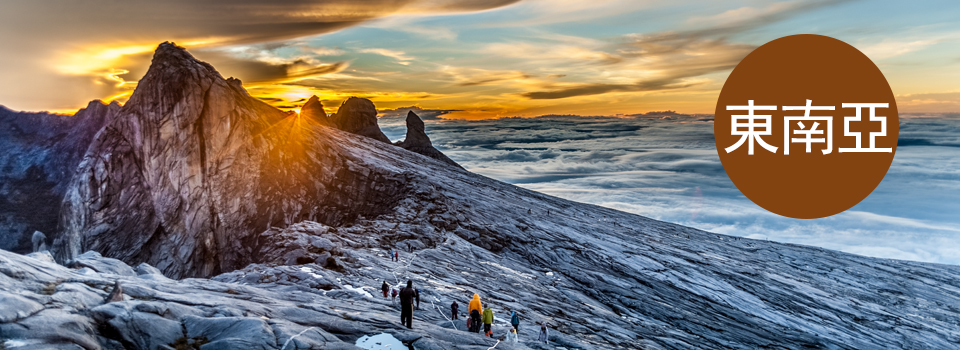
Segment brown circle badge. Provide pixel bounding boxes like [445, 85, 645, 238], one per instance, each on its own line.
[715, 34, 898, 219]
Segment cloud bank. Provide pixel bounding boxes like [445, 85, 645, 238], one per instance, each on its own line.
[380, 113, 960, 265]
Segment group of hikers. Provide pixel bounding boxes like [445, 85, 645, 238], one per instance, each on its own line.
[383, 279, 549, 344]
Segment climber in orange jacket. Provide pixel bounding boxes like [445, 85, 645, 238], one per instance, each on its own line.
[468, 294, 483, 315]
[468, 294, 483, 333]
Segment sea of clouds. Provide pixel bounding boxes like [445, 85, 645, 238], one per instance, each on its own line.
[379, 113, 960, 265]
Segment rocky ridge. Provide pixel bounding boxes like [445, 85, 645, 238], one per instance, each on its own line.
[0, 100, 119, 253]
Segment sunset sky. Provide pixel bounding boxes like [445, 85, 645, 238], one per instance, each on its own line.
[2, 0, 960, 118]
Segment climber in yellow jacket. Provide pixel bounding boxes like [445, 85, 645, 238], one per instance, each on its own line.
[468, 294, 483, 333]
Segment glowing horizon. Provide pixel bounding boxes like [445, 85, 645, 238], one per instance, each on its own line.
[3, 1, 960, 118]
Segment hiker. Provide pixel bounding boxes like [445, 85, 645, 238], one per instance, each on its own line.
[394, 251, 399, 262]
[538, 323, 549, 344]
[505, 328, 519, 343]
[399, 280, 416, 329]
[482, 306, 494, 337]
[470, 309, 481, 333]
[450, 301, 459, 320]
[510, 311, 520, 332]
[468, 294, 483, 332]
[381, 281, 389, 298]
[391, 288, 398, 304]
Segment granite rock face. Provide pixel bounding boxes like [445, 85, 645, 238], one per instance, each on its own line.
[0, 100, 118, 253]
[300, 95, 331, 126]
[53, 43, 415, 278]
[395, 111, 461, 168]
[330, 97, 391, 143]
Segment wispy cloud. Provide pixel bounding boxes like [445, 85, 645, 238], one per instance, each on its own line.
[359, 48, 416, 65]
[0, 0, 520, 111]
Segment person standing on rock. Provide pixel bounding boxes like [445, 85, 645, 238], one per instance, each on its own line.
[399, 280, 416, 329]
[450, 300, 459, 320]
[538, 322, 549, 344]
[468, 294, 483, 332]
[510, 311, 520, 332]
[506, 328, 519, 343]
[392, 288, 398, 304]
[470, 309, 481, 333]
[394, 251, 399, 262]
[482, 306, 494, 337]
[381, 281, 390, 298]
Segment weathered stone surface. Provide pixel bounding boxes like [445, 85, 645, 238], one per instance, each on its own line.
[135, 262, 163, 276]
[184, 316, 276, 350]
[24, 250, 55, 263]
[330, 97, 391, 143]
[0, 291, 43, 323]
[72, 251, 137, 276]
[395, 111, 461, 168]
[4, 308, 101, 349]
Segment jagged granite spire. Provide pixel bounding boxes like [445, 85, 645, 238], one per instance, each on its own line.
[299, 95, 330, 125]
[396, 111, 461, 168]
[54, 42, 414, 278]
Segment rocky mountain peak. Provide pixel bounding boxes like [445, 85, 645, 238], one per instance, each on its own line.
[330, 97, 391, 143]
[52, 43, 418, 279]
[403, 110, 431, 146]
[299, 95, 329, 125]
[396, 111, 461, 168]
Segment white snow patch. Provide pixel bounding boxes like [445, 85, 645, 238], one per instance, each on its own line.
[356, 333, 405, 349]
[546, 271, 554, 276]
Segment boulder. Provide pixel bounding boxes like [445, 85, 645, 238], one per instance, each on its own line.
[135, 262, 164, 276]
[72, 251, 137, 276]
[104, 280, 124, 303]
[31, 230, 47, 252]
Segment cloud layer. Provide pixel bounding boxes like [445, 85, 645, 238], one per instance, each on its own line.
[379, 113, 960, 265]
